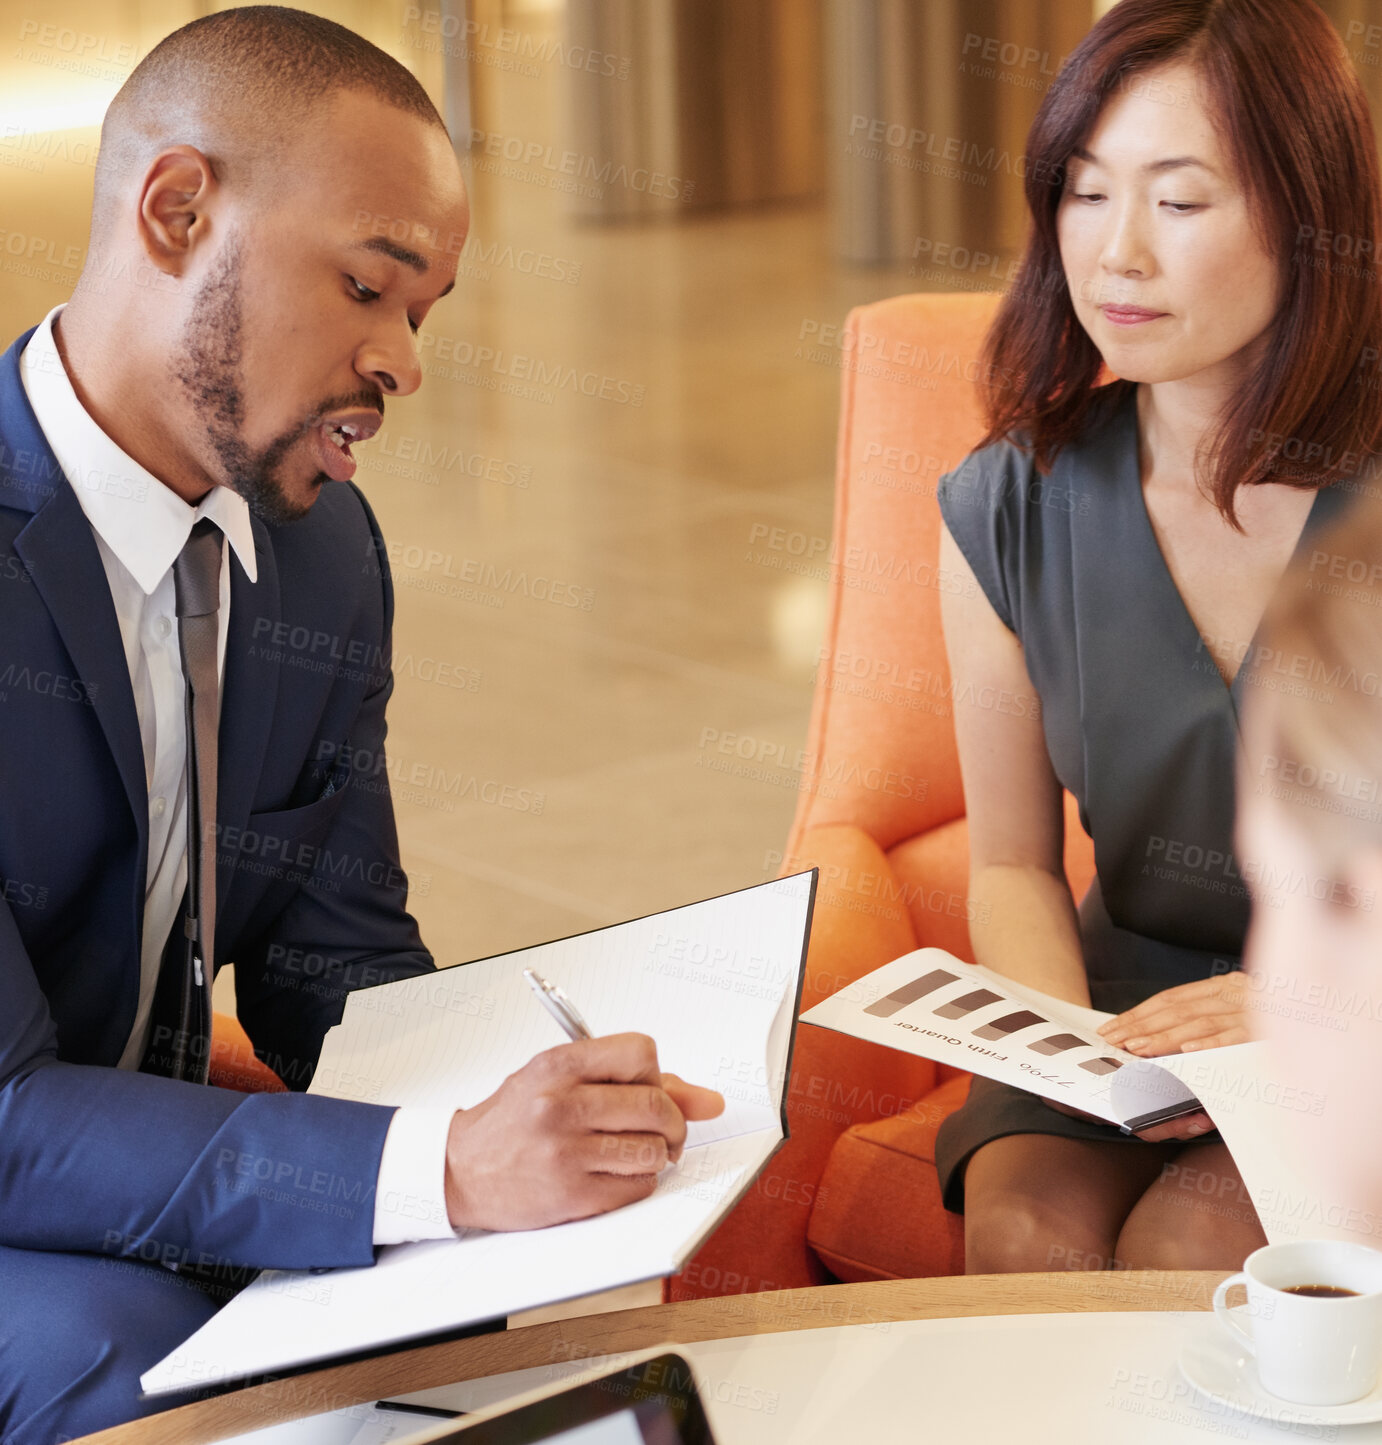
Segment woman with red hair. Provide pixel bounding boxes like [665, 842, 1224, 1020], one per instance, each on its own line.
[934, 0, 1382, 1272]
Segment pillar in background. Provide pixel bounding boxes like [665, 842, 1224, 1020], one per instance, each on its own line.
[563, 0, 824, 219]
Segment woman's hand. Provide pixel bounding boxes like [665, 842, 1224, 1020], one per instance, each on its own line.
[1044, 974, 1244, 1140]
[1096, 972, 1249, 1057]
[1041, 1096, 1217, 1143]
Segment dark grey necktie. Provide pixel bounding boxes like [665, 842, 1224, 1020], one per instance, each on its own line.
[166, 518, 222, 1084]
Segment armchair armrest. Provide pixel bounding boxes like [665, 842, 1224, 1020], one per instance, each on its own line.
[210, 1010, 287, 1094]
[670, 822, 934, 1299]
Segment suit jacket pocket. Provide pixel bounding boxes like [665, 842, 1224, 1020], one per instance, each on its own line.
[219, 768, 354, 900]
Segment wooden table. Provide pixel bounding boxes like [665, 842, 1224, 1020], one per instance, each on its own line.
[78, 1271, 1228, 1444]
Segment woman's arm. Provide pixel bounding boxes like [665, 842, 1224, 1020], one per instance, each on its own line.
[939, 521, 1090, 1006]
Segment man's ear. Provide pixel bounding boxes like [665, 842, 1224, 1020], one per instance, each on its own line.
[138, 146, 217, 274]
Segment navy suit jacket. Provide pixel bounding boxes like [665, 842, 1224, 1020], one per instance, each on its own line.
[0, 327, 435, 1272]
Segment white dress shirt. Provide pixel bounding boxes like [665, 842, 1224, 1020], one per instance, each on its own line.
[19, 304, 455, 1245]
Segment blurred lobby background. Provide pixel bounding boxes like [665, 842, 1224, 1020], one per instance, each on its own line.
[6, 0, 1382, 1040]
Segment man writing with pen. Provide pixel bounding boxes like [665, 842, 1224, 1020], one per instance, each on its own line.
[0, 9, 722, 1443]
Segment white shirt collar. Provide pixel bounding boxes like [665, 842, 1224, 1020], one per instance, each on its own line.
[18, 303, 258, 593]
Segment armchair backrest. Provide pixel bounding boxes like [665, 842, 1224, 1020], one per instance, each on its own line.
[788, 292, 1003, 858]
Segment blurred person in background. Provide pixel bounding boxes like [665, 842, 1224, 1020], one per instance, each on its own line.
[1237, 488, 1382, 1241]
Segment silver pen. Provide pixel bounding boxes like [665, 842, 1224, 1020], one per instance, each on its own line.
[523, 967, 593, 1041]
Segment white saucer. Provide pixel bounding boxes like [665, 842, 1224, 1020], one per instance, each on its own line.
[1179, 1326, 1382, 1426]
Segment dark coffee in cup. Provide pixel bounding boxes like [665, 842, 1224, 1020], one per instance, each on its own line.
[1216, 1241, 1382, 1405]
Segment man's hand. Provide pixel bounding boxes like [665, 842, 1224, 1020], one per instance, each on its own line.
[443, 1033, 725, 1232]
[1095, 973, 1249, 1057]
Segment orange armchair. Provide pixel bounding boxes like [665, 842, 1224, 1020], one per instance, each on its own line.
[210, 1009, 287, 1093]
[671, 292, 1096, 1299]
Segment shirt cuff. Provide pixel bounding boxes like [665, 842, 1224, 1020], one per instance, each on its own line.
[372, 1106, 458, 1244]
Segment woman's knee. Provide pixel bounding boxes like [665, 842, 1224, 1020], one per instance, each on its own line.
[959, 1133, 1173, 1275]
[1116, 1147, 1266, 1270]
[1117, 1211, 1263, 1271]
[962, 1141, 1122, 1274]
[965, 1191, 1121, 1274]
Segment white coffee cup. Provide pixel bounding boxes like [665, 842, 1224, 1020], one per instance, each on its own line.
[1213, 1239, 1382, 1405]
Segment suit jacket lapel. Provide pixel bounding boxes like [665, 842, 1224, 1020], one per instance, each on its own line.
[3, 326, 287, 951]
[1, 331, 149, 853]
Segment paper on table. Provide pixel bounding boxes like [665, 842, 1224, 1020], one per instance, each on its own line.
[216, 1397, 439, 1444]
[141, 873, 815, 1395]
[1153, 1039, 1346, 1245]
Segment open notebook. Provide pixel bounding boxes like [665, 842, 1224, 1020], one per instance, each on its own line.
[142, 872, 816, 1396]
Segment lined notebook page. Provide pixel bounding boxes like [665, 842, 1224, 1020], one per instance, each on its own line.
[312, 872, 814, 1144]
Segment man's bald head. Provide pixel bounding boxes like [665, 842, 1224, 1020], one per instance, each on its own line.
[62, 6, 466, 526]
[91, 5, 448, 246]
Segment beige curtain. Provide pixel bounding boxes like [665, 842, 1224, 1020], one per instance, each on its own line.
[827, 0, 1093, 265]
[561, 0, 824, 218]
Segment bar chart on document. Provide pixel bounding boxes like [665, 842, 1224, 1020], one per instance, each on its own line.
[802, 952, 1203, 1130]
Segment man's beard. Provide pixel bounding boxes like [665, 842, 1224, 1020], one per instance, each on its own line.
[170, 237, 320, 526]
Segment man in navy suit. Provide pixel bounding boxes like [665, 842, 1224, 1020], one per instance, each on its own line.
[0, 9, 720, 1442]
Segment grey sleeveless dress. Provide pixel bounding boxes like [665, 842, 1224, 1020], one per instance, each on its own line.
[932, 380, 1352, 1211]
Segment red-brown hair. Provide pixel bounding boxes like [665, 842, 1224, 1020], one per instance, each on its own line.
[979, 0, 1382, 522]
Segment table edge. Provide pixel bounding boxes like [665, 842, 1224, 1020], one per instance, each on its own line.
[76, 1270, 1230, 1445]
